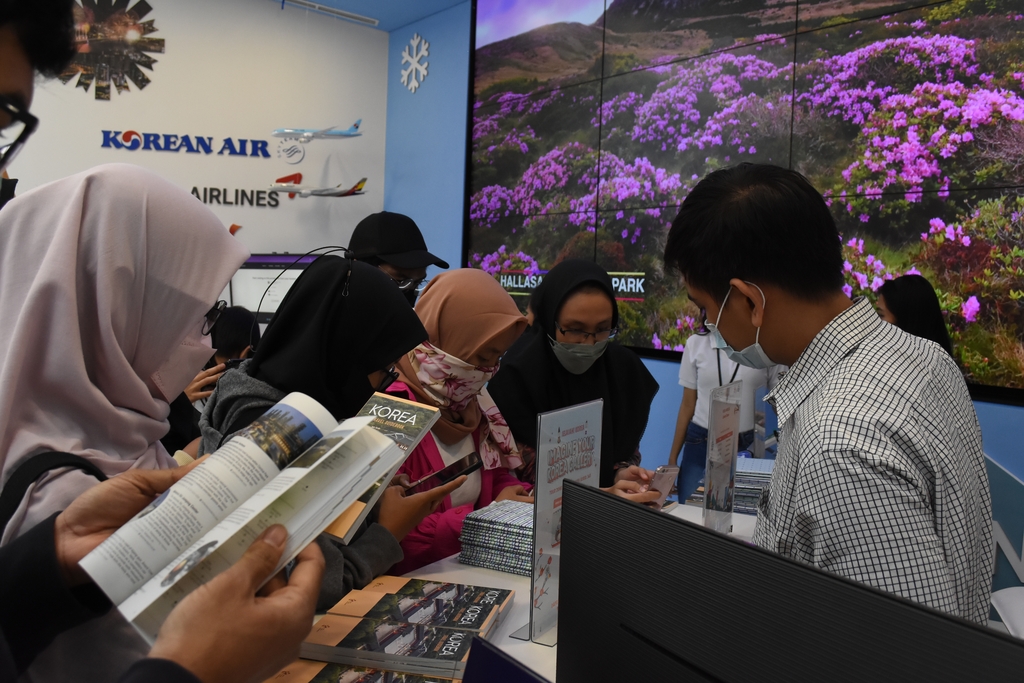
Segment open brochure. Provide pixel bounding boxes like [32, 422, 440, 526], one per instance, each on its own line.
[323, 393, 440, 545]
[79, 392, 407, 643]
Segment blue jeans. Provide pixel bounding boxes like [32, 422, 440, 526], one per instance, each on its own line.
[676, 423, 754, 502]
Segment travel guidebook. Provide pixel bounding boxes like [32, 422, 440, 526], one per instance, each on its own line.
[328, 582, 514, 639]
[79, 392, 431, 643]
[324, 393, 441, 544]
[300, 614, 474, 680]
[266, 658, 457, 683]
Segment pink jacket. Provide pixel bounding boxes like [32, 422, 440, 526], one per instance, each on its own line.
[388, 382, 527, 574]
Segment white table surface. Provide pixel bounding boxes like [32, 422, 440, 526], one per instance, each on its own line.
[402, 505, 758, 682]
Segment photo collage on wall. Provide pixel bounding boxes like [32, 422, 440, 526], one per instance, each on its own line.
[466, 0, 1024, 391]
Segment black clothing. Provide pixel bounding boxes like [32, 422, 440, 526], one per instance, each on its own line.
[0, 513, 200, 683]
[247, 257, 427, 420]
[0, 177, 17, 211]
[159, 393, 202, 454]
[488, 260, 659, 487]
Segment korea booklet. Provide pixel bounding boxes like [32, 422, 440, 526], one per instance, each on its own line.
[79, 391, 437, 643]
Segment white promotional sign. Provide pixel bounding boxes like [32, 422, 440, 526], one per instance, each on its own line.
[704, 381, 742, 534]
[511, 399, 602, 647]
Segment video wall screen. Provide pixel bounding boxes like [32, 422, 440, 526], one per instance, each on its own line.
[465, 0, 1024, 393]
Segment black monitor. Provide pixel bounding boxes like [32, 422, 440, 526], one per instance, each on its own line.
[229, 253, 319, 323]
[462, 637, 548, 683]
[557, 480, 1024, 682]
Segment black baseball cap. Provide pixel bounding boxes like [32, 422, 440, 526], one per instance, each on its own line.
[348, 211, 450, 270]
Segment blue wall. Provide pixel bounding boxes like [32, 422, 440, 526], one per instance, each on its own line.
[383, 1, 472, 278]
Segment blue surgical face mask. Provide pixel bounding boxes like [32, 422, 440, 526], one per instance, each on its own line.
[705, 283, 774, 370]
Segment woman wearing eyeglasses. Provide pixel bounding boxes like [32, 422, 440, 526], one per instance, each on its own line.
[0, 164, 249, 681]
[197, 255, 460, 610]
[386, 269, 532, 573]
[488, 259, 660, 489]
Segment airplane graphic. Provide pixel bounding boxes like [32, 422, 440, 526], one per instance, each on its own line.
[268, 178, 367, 198]
[272, 119, 362, 143]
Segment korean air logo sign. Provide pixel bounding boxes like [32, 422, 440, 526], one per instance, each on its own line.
[117, 131, 143, 150]
[101, 130, 271, 157]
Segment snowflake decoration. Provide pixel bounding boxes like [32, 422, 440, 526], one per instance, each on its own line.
[60, 0, 164, 101]
[401, 33, 429, 94]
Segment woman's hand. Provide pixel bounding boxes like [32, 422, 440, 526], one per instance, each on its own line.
[613, 465, 651, 488]
[602, 479, 661, 507]
[184, 364, 224, 403]
[495, 485, 534, 504]
[376, 476, 468, 541]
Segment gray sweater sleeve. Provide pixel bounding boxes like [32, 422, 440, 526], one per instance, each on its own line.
[314, 523, 404, 612]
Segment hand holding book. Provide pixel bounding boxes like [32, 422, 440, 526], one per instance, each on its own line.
[52, 462, 324, 683]
[54, 460, 203, 587]
[149, 524, 324, 683]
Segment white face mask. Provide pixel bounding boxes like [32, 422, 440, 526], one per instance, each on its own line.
[705, 283, 774, 370]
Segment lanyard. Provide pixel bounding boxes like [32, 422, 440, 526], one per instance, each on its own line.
[716, 348, 740, 387]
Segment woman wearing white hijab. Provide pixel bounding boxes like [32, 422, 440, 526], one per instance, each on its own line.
[0, 163, 248, 680]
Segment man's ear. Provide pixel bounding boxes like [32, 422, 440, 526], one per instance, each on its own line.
[730, 279, 765, 328]
[239, 345, 252, 359]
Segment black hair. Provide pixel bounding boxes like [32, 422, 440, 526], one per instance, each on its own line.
[0, 0, 77, 78]
[877, 275, 953, 356]
[211, 306, 260, 359]
[665, 163, 845, 302]
[556, 282, 614, 324]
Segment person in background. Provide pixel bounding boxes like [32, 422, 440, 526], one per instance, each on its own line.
[0, 164, 250, 680]
[198, 256, 462, 610]
[0, 2, 321, 681]
[387, 270, 533, 573]
[162, 307, 261, 458]
[348, 211, 449, 306]
[664, 162, 992, 623]
[668, 311, 784, 502]
[876, 274, 954, 356]
[489, 260, 660, 489]
[0, 461, 324, 683]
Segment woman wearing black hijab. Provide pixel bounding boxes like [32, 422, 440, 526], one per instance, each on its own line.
[198, 256, 456, 610]
[489, 259, 660, 488]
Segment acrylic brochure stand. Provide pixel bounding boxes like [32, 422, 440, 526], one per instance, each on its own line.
[510, 399, 603, 648]
[704, 381, 741, 533]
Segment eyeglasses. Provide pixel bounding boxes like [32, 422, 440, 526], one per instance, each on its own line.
[202, 300, 227, 336]
[0, 95, 38, 174]
[375, 364, 400, 393]
[554, 323, 618, 344]
[391, 276, 426, 294]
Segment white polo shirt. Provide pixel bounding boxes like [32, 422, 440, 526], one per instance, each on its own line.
[678, 332, 784, 432]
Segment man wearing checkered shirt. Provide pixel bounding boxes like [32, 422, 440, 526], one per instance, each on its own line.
[664, 163, 992, 624]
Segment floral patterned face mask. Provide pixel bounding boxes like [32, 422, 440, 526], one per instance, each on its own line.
[411, 341, 498, 411]
[409, 341, 521, 470]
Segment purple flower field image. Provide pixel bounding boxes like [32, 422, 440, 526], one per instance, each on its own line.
[467, 0, 1024, 389]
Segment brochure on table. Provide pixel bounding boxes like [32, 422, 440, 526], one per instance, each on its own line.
[510, 399, 602, 647]
[704, 381, 741, 533]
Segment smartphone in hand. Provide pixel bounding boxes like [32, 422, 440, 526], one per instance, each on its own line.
[648, 465, 679, 509]
[405, 452, 482, 495]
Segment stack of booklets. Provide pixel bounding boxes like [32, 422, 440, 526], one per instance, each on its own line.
[734, 457, 774, 514]
[265, 658, 457, 683]
[295, 578, 514, 681]
[457, 500, 533, 576]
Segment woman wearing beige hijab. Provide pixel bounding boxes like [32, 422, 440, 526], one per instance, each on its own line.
[0, 163, 248, 681]
[387, 269, 530, 573]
